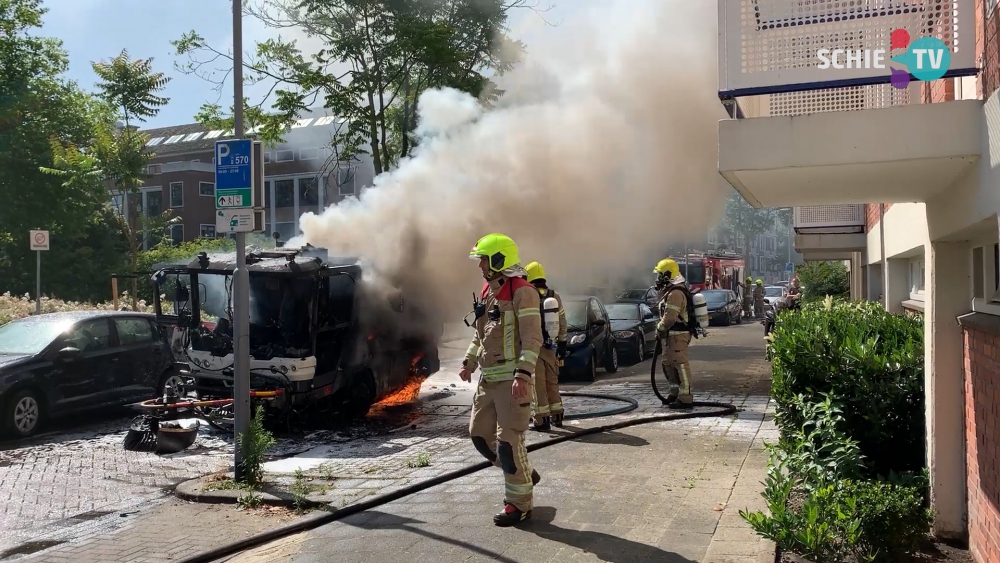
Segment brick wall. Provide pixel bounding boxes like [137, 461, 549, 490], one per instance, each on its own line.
[963, 326, 1000, 563]
[864, 203, 893, 233]
[981, 0, 1000, 101]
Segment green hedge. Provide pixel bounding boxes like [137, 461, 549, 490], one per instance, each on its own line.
[769, 298, 925, 477]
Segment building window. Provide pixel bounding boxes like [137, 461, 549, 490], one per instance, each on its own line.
[169, 224, 184, 246]
[275, 150, 294, 162]
[264, 152, 271, 164]
[200, 224, 216, 239]
[264, 180, 271, 207]
[143, 189, 162, 217]
[169, 182, 183, 208]
[974, 246, 986, 299]
[300, 148, 319, 161]
[147, 164, 162, 175]
[275, 179, 294, 207]
[909, 259, 925, 301]
[338, 167, 355, 196]
[299, 177, 319, 205]
[199, 181, 215, 197]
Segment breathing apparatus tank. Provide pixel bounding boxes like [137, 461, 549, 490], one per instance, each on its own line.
[543, 296, 560, 345]
[692, 292, 710, 330]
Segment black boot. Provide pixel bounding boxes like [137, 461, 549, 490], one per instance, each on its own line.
[669, 401, 693, 410]
[494, 502, 532, 527]
[551, 412, 564, 428]
[531, 416, 551, 432]
[532, 469, 541, 486]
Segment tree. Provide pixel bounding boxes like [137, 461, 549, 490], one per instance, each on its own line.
[724, 190, 778, 276]
[797, 261, 850, 302]
[172, 0, 541, 175]
[0, 0, 123, 302]
[44, 50, 176, 308]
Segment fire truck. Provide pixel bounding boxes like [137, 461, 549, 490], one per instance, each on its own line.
[671, 250, 746, 294]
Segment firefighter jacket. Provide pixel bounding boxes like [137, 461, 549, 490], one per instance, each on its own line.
[464, 276, 543, 383]
[656, 285, 689, 335]
[538, 287, 568, 347]
[753, 285, 764, 300]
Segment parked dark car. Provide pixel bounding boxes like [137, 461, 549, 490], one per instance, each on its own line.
[0, 311, 180, 438]
[606, 302, 658, 362]
[558, 296, 618, 382]
[616, 287, 658, 309]
[701, 289, 743, 326]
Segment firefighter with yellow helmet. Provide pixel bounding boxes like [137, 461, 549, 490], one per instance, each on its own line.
[653, 258, 696, 409]
[461, 233, 543, 526]
[524, 261, 568, 431]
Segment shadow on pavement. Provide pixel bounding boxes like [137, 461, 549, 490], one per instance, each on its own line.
[566, 430, 650, 447]
[344, 510, 519, 563]
[527, 507, 696, 563]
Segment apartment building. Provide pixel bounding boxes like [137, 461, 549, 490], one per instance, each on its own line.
[716, 0, 999, 560]
[127, 108, 375, 245]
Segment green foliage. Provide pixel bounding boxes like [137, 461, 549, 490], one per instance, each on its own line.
[769, 299, 925, 477]
[173, 0, 530, 173]
[721, 190, 782, 275]
[0, 0, 121, 300]
[797, 261, 850, 302]
[237, 405, 276, 488]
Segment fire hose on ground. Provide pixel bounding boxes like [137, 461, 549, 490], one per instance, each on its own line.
[174, 343, 736, 563]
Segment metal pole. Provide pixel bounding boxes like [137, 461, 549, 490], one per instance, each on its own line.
[232, 0, 251, 482]
[35, 251, 41, 315]
[787, 216, 791, 281]
[879, 203, 887, 309]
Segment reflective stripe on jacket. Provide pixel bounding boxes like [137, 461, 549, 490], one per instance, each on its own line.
[464, 277, 543, 382]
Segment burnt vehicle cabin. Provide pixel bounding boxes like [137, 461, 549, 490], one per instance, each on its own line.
[151, 246, 439, 418]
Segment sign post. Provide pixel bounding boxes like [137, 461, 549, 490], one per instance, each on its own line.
[30, 230, 49, 315]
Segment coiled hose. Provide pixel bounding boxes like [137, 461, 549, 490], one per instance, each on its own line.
[175, 354, 736, 563]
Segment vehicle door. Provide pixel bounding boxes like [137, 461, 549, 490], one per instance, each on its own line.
[112, 317, 167, 401]
[588, 299, 609, 354]
[49, 318, 117, 411]
[639, 304, 658, 346]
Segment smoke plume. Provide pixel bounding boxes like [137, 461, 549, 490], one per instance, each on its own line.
[294, 0, 727, 326]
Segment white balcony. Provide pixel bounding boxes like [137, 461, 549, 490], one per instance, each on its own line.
[794, 205, 866, 233]
[717, 0, 981, 209]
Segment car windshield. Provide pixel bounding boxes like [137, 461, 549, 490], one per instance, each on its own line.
[701, 290, 729, 305]
[605, 304, 639, 321]
[617, 289, 647, 300]
[765, 287, 784, 298]
[0, 318, 76, 356]
[565, 301, 588, 330]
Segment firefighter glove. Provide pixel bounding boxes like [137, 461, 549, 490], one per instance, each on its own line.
[557, 341, 567, 359]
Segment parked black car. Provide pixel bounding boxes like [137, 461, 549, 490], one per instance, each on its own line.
[559, 296, 618, 382]
[616, 287, 658, 310]
[0, 311, 180, 438]
[701, 289, 743, 326]
[606, 302, 658, 363]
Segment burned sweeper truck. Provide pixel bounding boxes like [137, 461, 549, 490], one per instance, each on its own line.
[149, 245, 441, 426]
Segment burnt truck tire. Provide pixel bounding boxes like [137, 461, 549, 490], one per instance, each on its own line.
[4, 388, 43, 439]
[347, 372, 377, 419]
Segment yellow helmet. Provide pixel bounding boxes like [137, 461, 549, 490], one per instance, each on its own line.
[525, 261, 546, 283]
[756, 279, 763, 284]
[469, 233, 520, 272]
[653, 258, 679, 279]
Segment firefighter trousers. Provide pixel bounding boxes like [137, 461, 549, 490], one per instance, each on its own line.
[742, 297, 753, 317]
[532, 348, 562, 418]
[660, 332, 693, 404]
[753, 298, 765, 318]
[469, 378, 535, 513]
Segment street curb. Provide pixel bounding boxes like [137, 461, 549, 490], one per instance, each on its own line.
[175, 474, 324, 510]
[759, 539, 778, 563]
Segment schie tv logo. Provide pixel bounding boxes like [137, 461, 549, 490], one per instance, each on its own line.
[816, 29, 952, 89]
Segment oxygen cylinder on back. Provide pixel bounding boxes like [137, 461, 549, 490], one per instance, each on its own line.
[543, 297, 560, 343]
[692, 293, 710, 330]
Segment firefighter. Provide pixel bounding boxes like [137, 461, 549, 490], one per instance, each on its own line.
[753, 279, 765, 318]
[653, 258, 696, 409]
[741, 276, 754, 318]
[461, 233, 543, 527]
[524, 261, 568, 431]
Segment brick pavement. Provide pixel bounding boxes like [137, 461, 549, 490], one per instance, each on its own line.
[8, 322, 775, 562]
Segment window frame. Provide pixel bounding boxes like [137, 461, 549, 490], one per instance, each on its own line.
[114, 317, 156, 346]
[199, 224, 216, 239]
[169, 224, 184, 246]
[199, 181, 215, 197]
[169, 181, 184, 208]
[274, 179, 295, 208]
[275, 149, 294, 162]
[909, 258, 925, 302]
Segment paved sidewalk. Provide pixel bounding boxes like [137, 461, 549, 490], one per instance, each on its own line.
[12, 322, 775, 563]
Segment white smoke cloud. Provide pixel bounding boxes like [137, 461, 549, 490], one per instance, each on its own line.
[296, 0, 727, 322]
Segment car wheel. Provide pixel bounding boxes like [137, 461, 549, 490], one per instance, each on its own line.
[157, 370, 188, 398]
[584, 353, 597, 382]
[635, 336, 645, 362]
[736, 311, 743, 325]
[5, 389, 42, 439]
[723, 313, 731, 326]
[603, 342, 619, 373]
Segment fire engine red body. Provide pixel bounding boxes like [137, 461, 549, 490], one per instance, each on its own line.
[670, 251, 745, 293]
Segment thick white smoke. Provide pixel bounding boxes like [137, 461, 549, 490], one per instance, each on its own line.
[296, 0, 727, 324]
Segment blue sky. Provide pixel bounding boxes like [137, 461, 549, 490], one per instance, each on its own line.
[41, 0, 588, 129]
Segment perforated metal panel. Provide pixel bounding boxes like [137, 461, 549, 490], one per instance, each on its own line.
[794, 205, 866, 228]
[719, 0, 977, 96]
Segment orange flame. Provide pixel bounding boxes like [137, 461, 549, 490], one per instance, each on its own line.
[372, 352, 428, 408]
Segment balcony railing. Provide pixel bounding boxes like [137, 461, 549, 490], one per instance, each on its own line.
[718, 0, 978, 117]
[794, 205, 866, 232]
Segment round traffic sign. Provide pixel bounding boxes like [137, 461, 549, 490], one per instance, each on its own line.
[34, 232, 47, 245]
